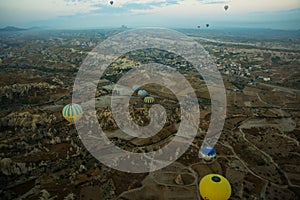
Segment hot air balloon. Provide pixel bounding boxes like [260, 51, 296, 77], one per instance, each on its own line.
[199, 174, 232, 200]
[224, 5, 229, 11]
[138, 89, 148, 97]
[146, 36, 152, 41]
[199, 146, 216, 162]
[206, 24, 209, 28]
[197, 25, 201, 29]
[62, 103, 83, 123]
[144, 96, 154, 104]
[110, 0, 113, 5]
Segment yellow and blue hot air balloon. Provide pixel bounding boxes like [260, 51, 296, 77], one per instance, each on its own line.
[199, 174, 231, 200]
[62, 103, 83, 123]
[144, 96, 154, 104]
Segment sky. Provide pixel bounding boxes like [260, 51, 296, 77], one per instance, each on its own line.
[0, 0, 300, 30]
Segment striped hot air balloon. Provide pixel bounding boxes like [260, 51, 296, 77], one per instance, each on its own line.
[62, 103, 83, 123]
[144, 96, 154, 104]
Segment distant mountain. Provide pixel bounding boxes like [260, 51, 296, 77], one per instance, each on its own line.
[0, 26, 27, 32]
[28, 26, 44, 30]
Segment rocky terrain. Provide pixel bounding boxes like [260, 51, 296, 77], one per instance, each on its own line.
[0, 29, 299, 199]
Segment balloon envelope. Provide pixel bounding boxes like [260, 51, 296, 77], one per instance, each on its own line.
[199, 174, 231, 200]
[62, 103, 83, 123]
[200, 146, 216, 156]
[200, 146, 216, 161]
[144, 96, 154, 104]
[138, 89, 148, 97]
[110, 1, 113, 5]
[224, 5, 229, 10]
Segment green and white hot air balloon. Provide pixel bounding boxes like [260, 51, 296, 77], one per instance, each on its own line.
[62, 103, 83, 123]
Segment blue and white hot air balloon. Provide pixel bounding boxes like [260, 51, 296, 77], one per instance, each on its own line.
[137, 89, 148, 97]
[199, 146, 216, 162]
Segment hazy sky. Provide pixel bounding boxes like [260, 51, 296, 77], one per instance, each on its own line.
[0, 0, 300, 29]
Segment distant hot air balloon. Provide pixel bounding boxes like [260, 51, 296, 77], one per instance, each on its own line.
[138, 89, 148, 97]
[199, 174, 232, 200]
[224, 5, 229, 11]
[146, 36, 152, 41]
[62, 103, 83, 123]
[197, 25, 201, 29]
[206, 24, 209, 28]
[199, 146, 216, 162]
[110, 0, 114, 5]
[144, 36, 152, 45]
[144, 96, 154, 104]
